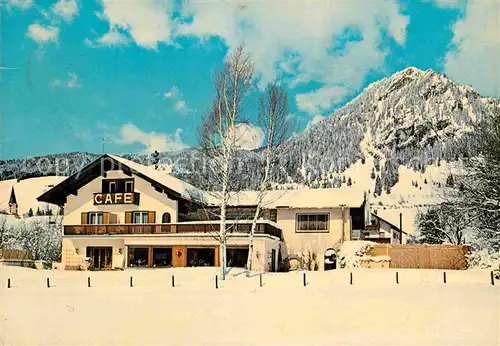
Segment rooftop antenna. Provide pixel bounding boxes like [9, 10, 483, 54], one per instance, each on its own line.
[102, 137, 105, 154]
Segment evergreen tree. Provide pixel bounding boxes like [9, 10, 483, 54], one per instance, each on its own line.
[36, 207, 41, 216]
[370, 168, 376, 179]
[347, 177, 352, 187]
[424, 178, 428, 184]
[27, 208, 34, 217]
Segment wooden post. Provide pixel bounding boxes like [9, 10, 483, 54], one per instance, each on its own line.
[130, 276, 133, 287]
[215, 275, 218, 289]
[396, 271, 399, 284]
[46, 278, 50, 288]
[87, 277, 91, 288]
[491, 271, 495, 286]
[350, 272, 353, 285]
[172, 275, 175, 288]
[303, 272, 306, 287]
[443, 271, 447, 284]
[7, 278, 10, 289]
[260, 273, 263, 287]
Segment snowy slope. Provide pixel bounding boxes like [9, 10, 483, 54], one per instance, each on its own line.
[0, 176, 66, 216]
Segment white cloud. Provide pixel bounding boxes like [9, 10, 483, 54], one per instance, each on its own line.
[26, 24, 59, 43]
[431, 0, 465, 9]
[4, 0, 33, 10]
[163, 86, 191, 114]
[95, 31, 128, 46]
[116, 123, 188, 152]
[296, 86, 350, 114]
[96, 0, 173, 49]
[228, 123, 264, 150]
[52, 72, 82, 88]
[67, 73, 81, 88]
[52, 0, 79, 23]
[306, 115, 327, 129]
[444, 1, 500, 97]
[178, 1, 408, 103]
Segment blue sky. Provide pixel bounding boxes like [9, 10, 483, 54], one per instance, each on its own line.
[1, 0, 498, 160]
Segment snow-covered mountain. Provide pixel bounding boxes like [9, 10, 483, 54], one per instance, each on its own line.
[1, 67, 497, 216]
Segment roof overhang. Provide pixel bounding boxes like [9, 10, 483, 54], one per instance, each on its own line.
[37, 154, 187, 206]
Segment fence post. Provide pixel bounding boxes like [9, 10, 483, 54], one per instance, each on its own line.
[172, 275, 175, 288]
[443, 271, 447, 284]
[88, 277, 91, 288]
[396, 271, 399, 284]
[130, 276, 133, 287]
[260, 273, 263, 287]
[7, 278, 10, 289]
[491, 271, 495, 286]
[303, 272, 306, 287]
[215, 275, 218, 289]
[350, 272, 353, 285]
[46, 277, 50, 288]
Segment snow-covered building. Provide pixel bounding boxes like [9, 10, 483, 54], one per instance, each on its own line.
[38, 154, 400, 271]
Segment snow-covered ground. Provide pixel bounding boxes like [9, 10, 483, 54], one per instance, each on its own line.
[1, 266, 498, 345]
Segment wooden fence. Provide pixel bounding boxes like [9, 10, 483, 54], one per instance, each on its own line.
[0, 249, 32, 260]
[368, 244, 471, 270]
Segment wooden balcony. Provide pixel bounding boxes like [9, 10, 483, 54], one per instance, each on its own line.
[64, 221, 282, 240]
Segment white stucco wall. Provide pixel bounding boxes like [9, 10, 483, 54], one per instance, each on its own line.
[276, 207, 350, 270]
[63, 170, 178, 225]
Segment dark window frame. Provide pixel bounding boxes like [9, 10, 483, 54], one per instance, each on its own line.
[295, 212, 330, 233]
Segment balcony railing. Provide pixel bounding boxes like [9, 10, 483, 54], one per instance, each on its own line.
[64, 221, 282, 240]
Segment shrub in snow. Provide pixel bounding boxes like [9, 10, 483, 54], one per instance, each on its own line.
[338, 241, 376, 268]
[467, 248, 500, 269]
[302, 251, 319, 271]
[10, 216, 62, 262]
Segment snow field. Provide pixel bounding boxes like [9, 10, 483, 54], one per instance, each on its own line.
[1, 266, 499, 345]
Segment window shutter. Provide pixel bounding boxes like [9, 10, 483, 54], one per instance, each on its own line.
[125, 211, 132, 224]
[148, 211, 156, 224]
[103, 212, 110, 225]
[81, 212, 88, 225]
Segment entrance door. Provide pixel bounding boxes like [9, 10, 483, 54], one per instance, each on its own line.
[86, 247, 112, 270]
[271, 249, 277, 272]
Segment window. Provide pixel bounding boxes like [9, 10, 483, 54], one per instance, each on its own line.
[296, 213, 329, 232]
[133, 211, 149, 224]
[102, 179, 134, 193]
[88, 212, 104, 225]
[162, 212, 171, 223]
[125, 181, 134, 193]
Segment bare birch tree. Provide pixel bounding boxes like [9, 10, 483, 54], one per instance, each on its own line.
[246, 83, 292, 274]
[199, 44, 254, 279]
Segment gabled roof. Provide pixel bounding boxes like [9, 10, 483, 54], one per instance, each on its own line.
[8, 186, 17, 205]
[37, 154, 207, 206]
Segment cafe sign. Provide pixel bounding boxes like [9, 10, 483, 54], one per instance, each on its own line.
[94, 192, 139, 205]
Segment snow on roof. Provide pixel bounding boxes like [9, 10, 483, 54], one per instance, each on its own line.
[228, 187, 366, 208]
[108, 154, 210, 203]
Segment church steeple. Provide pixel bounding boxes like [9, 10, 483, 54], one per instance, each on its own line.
[8, 186, 18, 215]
